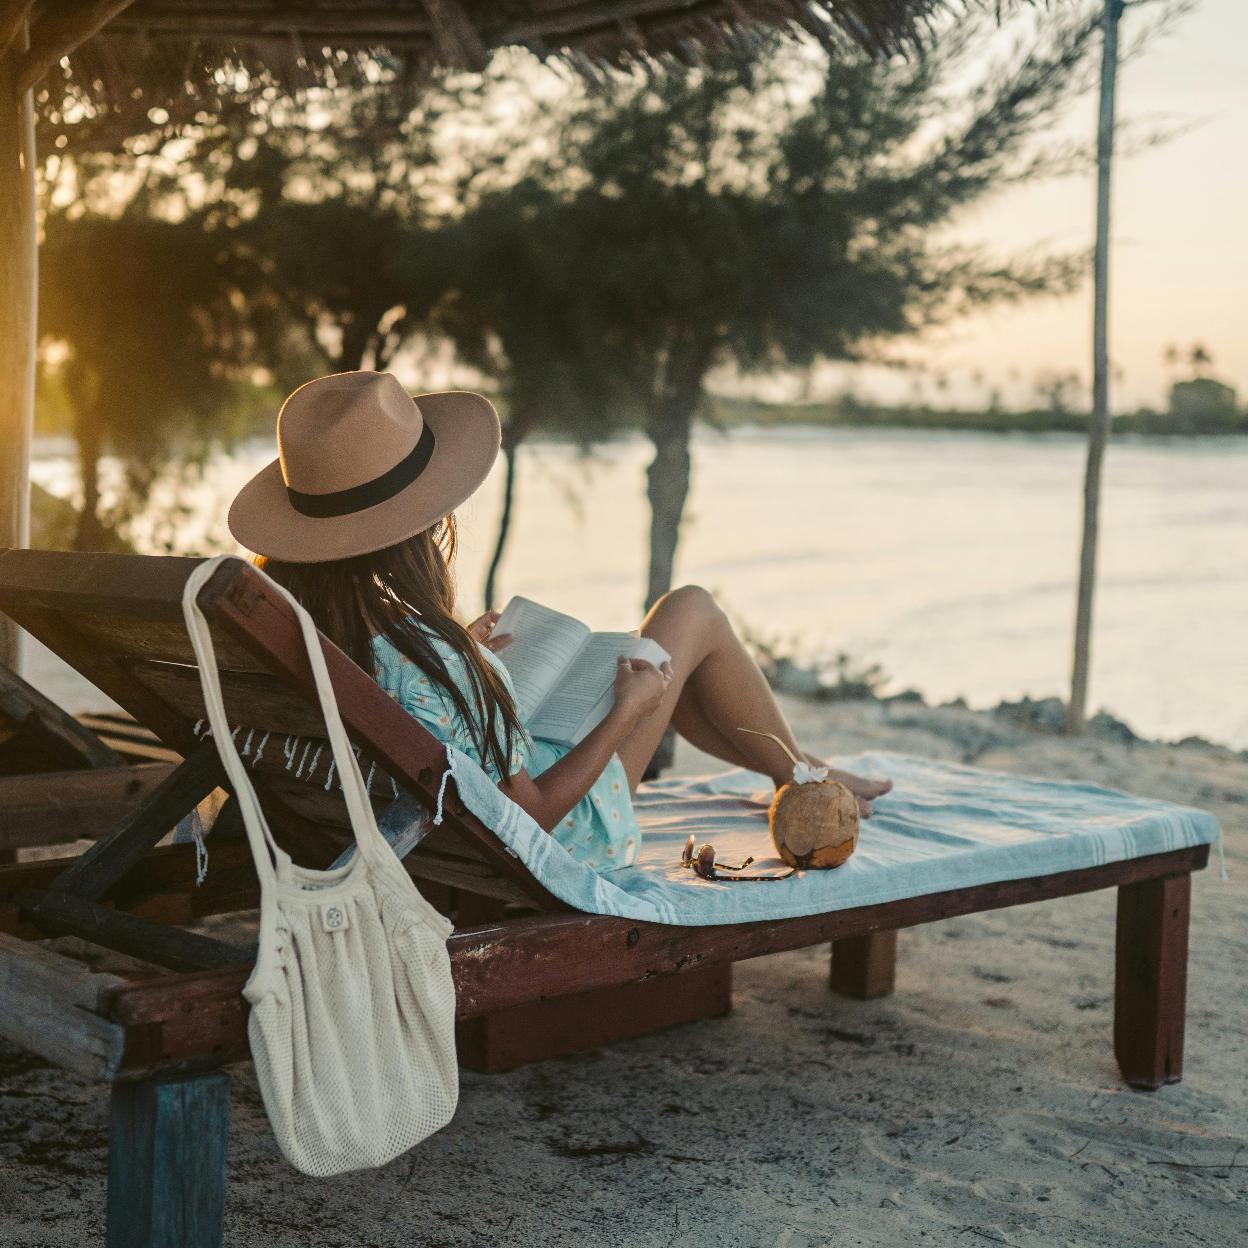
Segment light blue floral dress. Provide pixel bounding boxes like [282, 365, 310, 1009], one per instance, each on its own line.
[370, 630, 639, 871]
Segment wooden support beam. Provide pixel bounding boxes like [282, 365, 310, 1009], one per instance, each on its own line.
[106, 1071, 229, 1248]
[0, 762, 177, 852]
[0, 18, 36, 672]
[1114, 872, 1190, 1089]
[0, 928, 126, 1078]
[830, 929, 897, 999]
[16, 887, 255, 972]
[20, 0, 136, 92]
[0, 839, 259, 939]
[50, 742, 225, 902]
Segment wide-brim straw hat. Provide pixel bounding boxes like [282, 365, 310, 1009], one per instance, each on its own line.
[229, 371, 500, 563]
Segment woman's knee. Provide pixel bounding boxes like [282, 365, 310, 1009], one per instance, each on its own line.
[653, 584, 724, 623]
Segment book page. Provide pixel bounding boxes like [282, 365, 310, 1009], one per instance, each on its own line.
[493, 597, 590, 725]
[627, 637, 671, 667]
[530, 632, 672, 745]
[529, 632, 634, 743]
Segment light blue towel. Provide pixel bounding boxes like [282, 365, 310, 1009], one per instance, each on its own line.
[441, 749, 1222, 927]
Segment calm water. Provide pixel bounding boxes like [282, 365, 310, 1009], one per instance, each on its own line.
[28, 427, 1248, 747]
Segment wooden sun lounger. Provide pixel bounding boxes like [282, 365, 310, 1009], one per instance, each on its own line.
[0, 660, 176, 859]
[0, 550, 1207, 1248]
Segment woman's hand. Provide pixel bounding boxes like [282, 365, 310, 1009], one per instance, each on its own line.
[466, 610, 513, 653]
[612, 656, 673, 724]
[503, 654, 671, 832]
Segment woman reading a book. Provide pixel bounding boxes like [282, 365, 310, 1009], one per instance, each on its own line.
[228, 373, 890, 871]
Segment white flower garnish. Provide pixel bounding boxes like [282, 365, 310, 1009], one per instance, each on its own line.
[738, 728, 827, 784]
[792, 761, 829, 785]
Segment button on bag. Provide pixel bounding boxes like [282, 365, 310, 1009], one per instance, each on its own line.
[184, 557, 459, 1176]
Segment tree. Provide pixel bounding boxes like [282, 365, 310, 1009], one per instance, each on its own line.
[35, 75, 290, 549]
[36, 73, 462, 547]
[189, 81, 459, 375]
[38, 212, 261, 549]
[449, 12, 1102, 608]
[432, 184, 629, 606]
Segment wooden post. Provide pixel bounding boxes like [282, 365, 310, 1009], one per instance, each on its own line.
[0, 9, 37, 672]
[830, 930, 897, 999]
[1067, 0, 1124, 733]
[1114, 872, 1189, 1090]
[106, 1071, 230, 1248]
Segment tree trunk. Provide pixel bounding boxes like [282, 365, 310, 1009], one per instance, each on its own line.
[644, 393, 700, 610]
[642, 381, 702, 782]
[339, 318, 377, 372]
[1068, 0, 1123, 733]
[483, 434, 520, 611]
[73, 407, 104, 552]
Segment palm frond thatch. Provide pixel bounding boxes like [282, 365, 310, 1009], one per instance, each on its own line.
[43, 1, 971, 106]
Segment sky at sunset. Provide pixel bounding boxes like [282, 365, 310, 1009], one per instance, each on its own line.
[883, 0, 1246, 411]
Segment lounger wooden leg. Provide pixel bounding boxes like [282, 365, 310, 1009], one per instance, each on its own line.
[1114, 873, 1190, 1090]
[830, 930, 897, 999]
[106, 1071, 230, 1248]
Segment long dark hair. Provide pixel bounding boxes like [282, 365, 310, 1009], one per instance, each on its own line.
[257, 516, 524, 780]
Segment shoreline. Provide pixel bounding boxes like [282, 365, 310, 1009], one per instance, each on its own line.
[781, 683, 1248, 761]
[23, 627, 1246, 760]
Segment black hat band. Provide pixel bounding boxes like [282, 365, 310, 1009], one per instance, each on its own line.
[286, 423, 436, 519]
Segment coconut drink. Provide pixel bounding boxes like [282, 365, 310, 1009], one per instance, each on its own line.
[740, 730, 861, 869]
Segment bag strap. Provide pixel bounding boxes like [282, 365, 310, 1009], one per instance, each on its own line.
[182, 557, 393, 885]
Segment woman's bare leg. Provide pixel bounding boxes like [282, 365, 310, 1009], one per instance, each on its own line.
[672, 690, 890, 805]
[671, 690, 894, 819]
[615, 586, 891, 816]
[669, 691, 758, 770]
[614, 586, 797, 791]
[674, 657, 890, 810]
[615, 586, 891, 813]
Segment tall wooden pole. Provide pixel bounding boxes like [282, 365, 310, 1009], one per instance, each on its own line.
[0, 10, 37, 671]
[1067, 0, 1123, 734]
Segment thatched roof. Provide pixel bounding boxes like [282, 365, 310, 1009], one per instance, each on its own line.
[31, 1, 965, 104]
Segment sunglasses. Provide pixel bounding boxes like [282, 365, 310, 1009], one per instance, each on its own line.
[680, 834, 797, 882]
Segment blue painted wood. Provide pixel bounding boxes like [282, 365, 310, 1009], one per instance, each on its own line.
[329, 792, 432, 870]
[106, 1071, 230, 1248]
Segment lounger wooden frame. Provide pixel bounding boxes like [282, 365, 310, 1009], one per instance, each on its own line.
[0, 661, 176, 856]
[0, 550, 1208, 1248]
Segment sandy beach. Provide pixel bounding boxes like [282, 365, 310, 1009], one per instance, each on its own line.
[1, 693, 1244, 1247]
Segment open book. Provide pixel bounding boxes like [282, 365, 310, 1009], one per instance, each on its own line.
[492, 596, 671, 747]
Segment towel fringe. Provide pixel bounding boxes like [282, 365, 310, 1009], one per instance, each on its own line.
[433, 751, 455, 826]
[191, 807, 208, 886]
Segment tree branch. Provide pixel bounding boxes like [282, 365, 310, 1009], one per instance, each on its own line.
[20, 0, 135, 92]
[0, 1, 33, 62]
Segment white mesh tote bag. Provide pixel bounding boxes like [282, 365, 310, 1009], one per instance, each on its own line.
[183, 556, 459, 1176]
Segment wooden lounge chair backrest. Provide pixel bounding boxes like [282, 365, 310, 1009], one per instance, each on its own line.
[0, 550, 562, 910]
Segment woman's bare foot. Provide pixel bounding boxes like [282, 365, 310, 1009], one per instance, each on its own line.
[803, 752, 892, 817]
